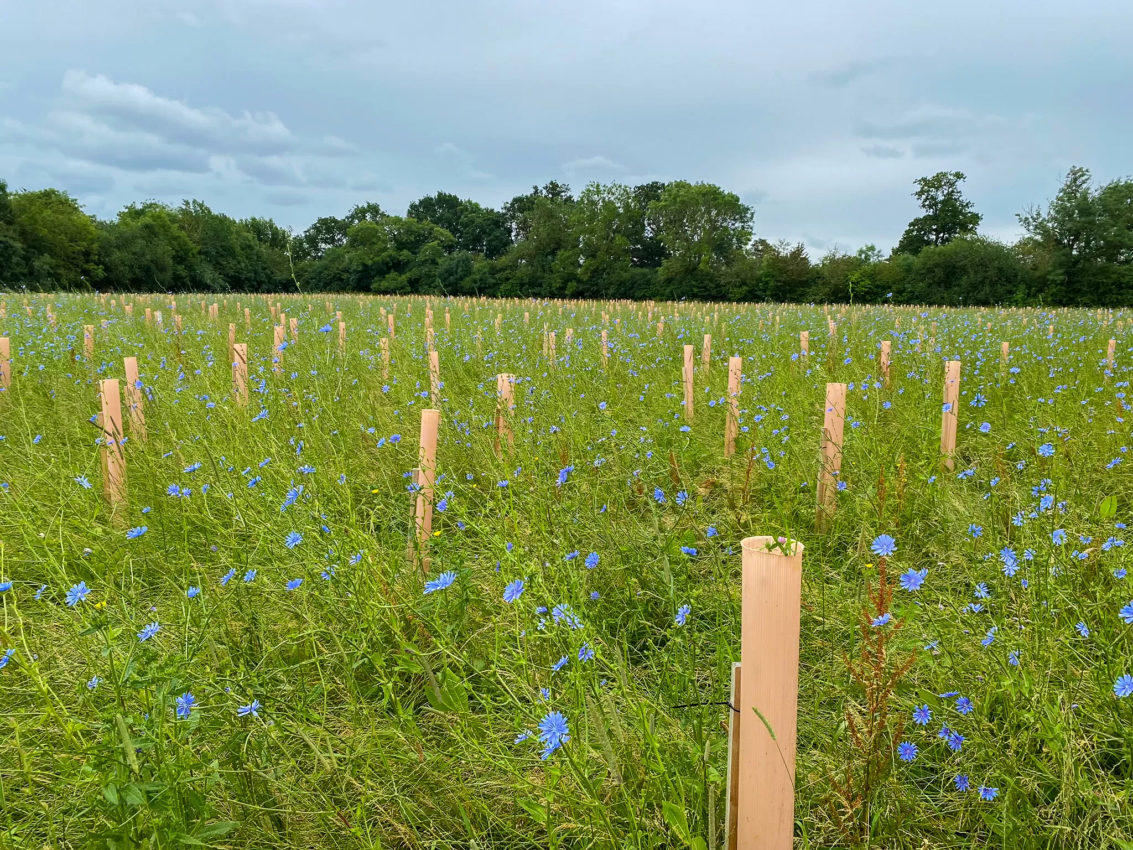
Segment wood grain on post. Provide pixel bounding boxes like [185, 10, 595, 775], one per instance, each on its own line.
[1001, 341, 1009, 362]
[429, 350, 440, 403]
[725, 356, 742, 458]
[736, 536, 804, 850]
[496, 373, 514, 452]
[99, 379, 127, 509]
[233, 343, 248, 405]
[413, 409, 440, 571]
[244, 308, 251, 327]
[1107, 338, 1116, 372]
[880, 340, 891, 384]
[272, 325, 284, 374]
[600, 330, 608, 369]
[388, 314, 395, 339]
[339, 322, 346, 355]
[702, 334, 712, 372]
[289, 317, 298, 343]
[84, 325, 94, 359]
[380, 337, 390, 380]
[683, 344, 695, 421]
[800, 331, 809, 358]
[228, 323, 236, 366]
[941, 360, 961, 472]
[0, 337, 10, 389]
[725, 662, 742, 850]
[122, 357, 146, 442]
[548, 331, 556, 365]
[816, 382, 847, 528]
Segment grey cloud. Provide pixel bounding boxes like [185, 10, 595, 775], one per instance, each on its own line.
[234, 156, 306, 187]
[861, 144, 905, 159]
[562, 155, 622, 172]
[263, 190, 309, 206]
[911, 141, 968, 159]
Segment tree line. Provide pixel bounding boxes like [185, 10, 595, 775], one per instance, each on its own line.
[1, 167, 1130, 306]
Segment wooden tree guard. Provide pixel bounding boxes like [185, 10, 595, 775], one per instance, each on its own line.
[725, 662, 742, 850]
[289, 317, 298, 343]
[880, 340, 891, 385]
[1001, 341, 1009, 363]
[702, 334, 712, 372]
[144, 308, 153, 323]
[244, 308, 251, 327]
[339, 322, 346, 355]
[730, 536, 804, 850]
[496, 373, 514, 452]
[233, 343, 249, 405]
[413, 409, 440, 571]
[657, 320, 664, 337]
[380, 337, 390, 380]
[84, 325, 94, 359]
[799, 331, 809, 357]
[816, 382, 847, 529]
[99, 379, 127, 510]
[683, 344, 695, 421]
[725, 356, 742, 458]
[388, 314, 395, 338]
[228, 323, 236, 366]
[601, 330, 608, 369]
[429, 350, 440, 403]
[941, 360, 961, 471]
[123, 357, 146, 442]
[0, 337, 10, 389]
[549, 331, 556, 365]
[272, 325, 284, 374]
[1108, 338, 1116, 372]
[565, 327, 573, 346]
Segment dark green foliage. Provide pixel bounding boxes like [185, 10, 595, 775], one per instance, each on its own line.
[3, 167, 1133, 306]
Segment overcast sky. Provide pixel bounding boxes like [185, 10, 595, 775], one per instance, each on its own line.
[2, 0, 1130, 252]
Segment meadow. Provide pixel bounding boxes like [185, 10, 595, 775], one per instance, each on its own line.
[0, 293, 1132, 850]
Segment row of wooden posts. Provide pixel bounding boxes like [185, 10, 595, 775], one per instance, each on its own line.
[4, 327, 1118, 529]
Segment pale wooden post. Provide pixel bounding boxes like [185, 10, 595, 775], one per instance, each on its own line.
[496, 373, 514, 452]
[657, 320, 664, 337]
[735, 536, 804, 850]
[244, 308, 251, 328]
[600, 330, 608, 369]
[339, 322, 346, 355]
[388, 314, 395, 338]
[125, 304, 133, 318]
[880, 340, 891, 385]
[565, 327, 573, 347]
[233, 343, 249, 405]
[84, 325, 94, 359]
[272, 325, 284, 374]
[175, 314, 182, 334]
[289, 316, 298, 343]
[380, 337, 390, 380]
[414, 409, 440, 571]
[228, 323, 236, 366]
[683, 344, 695, 421]
[155, 311, 163, 329]
[725, 356, 742, 458]
[941, 360, 961, 472]
[429, 350, 440, 403]
[144, 307, 152, 323]
[122, 357, 146, 442]
[800, 331, 809, 358]
[0, 337, 10, 389]
[725, 662, 742, 850]
[816, 382, 847, 529]
[99, 380, 127, 509]
[702, 334, 712, 372]
[1108, 338, 1116, 372]
[1001, 341, 1009, 363]
[549, 331, 556, 366]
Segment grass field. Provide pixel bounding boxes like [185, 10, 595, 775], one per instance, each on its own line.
[1, 293, 1132, 849]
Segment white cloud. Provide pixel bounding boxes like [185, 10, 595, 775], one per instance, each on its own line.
[562, 155, 622, 172]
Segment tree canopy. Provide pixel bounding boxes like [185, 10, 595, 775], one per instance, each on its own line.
[1, 167, 1131, 306]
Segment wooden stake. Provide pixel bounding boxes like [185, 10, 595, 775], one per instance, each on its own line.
[233, 343, 249, 405]
[339, 322, 346, 355]
[816, 382, 847, 529]
[413, 409, 440, 570]
[289, 317, 298, 343]
[84, 325, 94, 359]
[496, 373, 514, 452]
[880, 340, 891, 385]
[388, 314, 395, 339]
[941, 360, 961, 472]
[683, 344, 695, 421]
[429, 350, 440, 403]
[725, 356, 742, 457]
[99, 379, 127, 509]
[272, 325, 284, 374]
[725, 662, 742, 850]
[380, 337, 390, 380]
[800, 331, 809, 357]
[228, 323, 236, 366]
[0, 337, 10, 389]
[702, 334, 712, 372]
[600, 330, 608, 369]
[736, 536, 804, 850]
[1107, 338, 1116, 372]
[123, 357, 146, 441]
[1001, 341, 1009, 362]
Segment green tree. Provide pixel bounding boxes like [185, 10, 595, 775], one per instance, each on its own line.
[894, 172, 981, 256]
[1018, 166, 1133, 306]
[0, 180, 24, 286]
[339, 217, 456, 294]
[906, 237, 1026, 306]
[650, 181, 753, 300]
[8, 187, 103, 289]
[100, 203, 198, 291]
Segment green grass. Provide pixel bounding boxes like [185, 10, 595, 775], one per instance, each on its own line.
[1, 294, 1132, 849]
